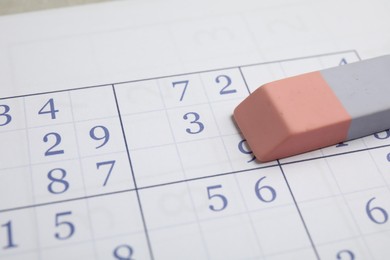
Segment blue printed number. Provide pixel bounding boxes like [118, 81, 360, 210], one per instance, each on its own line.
[255, 176, 276, 203]
[172, 80, 189, 101]
[183, 112, 204, 134]
[238, 139, 256, 162]
[366, 197, 388, 224]
[39, 98, 59, 119]
[44, 132, 64, 156]
[55, 211, 75, 240]
[90, 125, 110, 149]
[1, 221, 18, 249]
[48, 168, 69, 194]
[374, 129, 390, 140]
[216, 75, 236, 95]
[339, 58, 348, 66]
[113, 244, 134, 260]
[337, 249, 355, 260]
[0, 105, 12, 126]
[96, 160, 115, 186]
[207, 185, 228, 212]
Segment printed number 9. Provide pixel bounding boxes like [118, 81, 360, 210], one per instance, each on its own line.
[90, 125, 110, 149]
[238, 139, 255, 162]
[113, 244, 134, 260]
[336, 249, 355, 260]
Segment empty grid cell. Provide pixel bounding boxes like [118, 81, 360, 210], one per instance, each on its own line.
[250, 205, 312, 256]
[210, 99, 242, 136]
[266, 248, 316, 260]
[344, 187, 390, 234]
[365, 230, 390, 259]
[95, 233, 150, 260]
[0, 129, 29, 169]
[81, 152, 134, 196]
[222, 134, 271, 171]
[140, 182, 198, 229]
[362, 130, 390, 149]
[299, 197, 360, 244]
[24, 92, 73, 127]
[28, 124, 79, 164]
[0, 167, 33, 210]
[130, 144, 183, 188]
[70, 86, 118, 121]
[35, 200, 93, 248]
[0, 98, 26, 132]
[236, 166, 293, 211]
[148, 223, 207, 260]
[40, 241, 95, 260]
[366, 146, 390, 187]
[240, 63, 284, 93]
[319, 53, 360, 69]
[31, 159, 85, 204]
[0, 208, 39, 258]
[188, 174, 246, 220]
[122, 111, 173, 149]
[320, 138, 366, 157]
[75, 117, 125, 157]
[115, 80, 164, 114]
[283, 159, 340, 202]
[325, 151, 387, 193]
[167, 104, 219, 142]
[177, 137, 231, 179]
[200, 68, 248, 102]
[317, 237, 370, 260]
[158, 74, 208, 108]
[279, 148, 323, 164]
[88, 192, 145, 238]
[280, 57, 322, 76]
[200, 214, 261, 259]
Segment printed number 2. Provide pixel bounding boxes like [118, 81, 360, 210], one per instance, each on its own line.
[39, 98, 59, 119]
[216, 75, 236, 95]
[0, 105, 12, 126]
[44, 132, 64, 156]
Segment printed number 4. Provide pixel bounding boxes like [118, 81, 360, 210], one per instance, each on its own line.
[39, 98, 59, 119]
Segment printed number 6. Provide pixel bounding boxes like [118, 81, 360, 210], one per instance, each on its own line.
[207, 185, 228, 211]
[183, 112, 204, 134]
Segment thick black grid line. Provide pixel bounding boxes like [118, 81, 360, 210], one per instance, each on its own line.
[111, 85, 155, 260]
[0, 50, 356, 101]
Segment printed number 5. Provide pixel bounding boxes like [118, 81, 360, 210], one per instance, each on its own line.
[55, 211, 75, 240]
[207, 185, 228, 212]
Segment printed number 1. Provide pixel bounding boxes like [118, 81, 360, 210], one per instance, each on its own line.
[39, 98, 59, 119]
[1, 221, 18, 249]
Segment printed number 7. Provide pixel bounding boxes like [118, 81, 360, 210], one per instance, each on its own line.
[172, 80, 189, 101]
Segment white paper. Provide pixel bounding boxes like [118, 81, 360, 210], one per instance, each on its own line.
[1, 0, 390, 259]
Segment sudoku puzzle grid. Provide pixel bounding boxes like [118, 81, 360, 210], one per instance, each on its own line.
[1, 50, 390, 260]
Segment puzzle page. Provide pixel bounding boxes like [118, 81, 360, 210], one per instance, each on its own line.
[1, 1, 390, 259]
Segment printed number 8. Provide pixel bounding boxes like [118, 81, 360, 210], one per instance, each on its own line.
[0, 105, 12, 126]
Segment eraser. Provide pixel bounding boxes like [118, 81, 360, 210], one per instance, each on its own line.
[234, 55, 390, 162]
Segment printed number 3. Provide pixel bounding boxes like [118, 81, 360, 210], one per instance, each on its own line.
[0, 105, 12, 126]
[183, 112, 204, 134]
